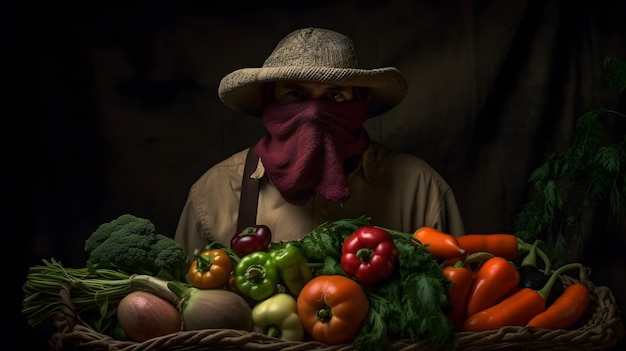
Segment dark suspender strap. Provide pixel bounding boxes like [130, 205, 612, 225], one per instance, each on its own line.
[237, 146, 260, 232]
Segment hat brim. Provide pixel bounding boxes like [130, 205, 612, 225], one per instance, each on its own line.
[218, 66, 408, 118]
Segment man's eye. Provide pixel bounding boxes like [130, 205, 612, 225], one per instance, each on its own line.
[275, 90, 307, 104]
[329, 92, 344, 101]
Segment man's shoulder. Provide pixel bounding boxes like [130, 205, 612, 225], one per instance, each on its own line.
[214, 148, 250, 167]
[192, 148, 250, 184]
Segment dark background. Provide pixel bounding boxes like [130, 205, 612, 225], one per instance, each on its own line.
[8, 1, 626, 350]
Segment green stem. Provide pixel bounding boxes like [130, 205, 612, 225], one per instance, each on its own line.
[520, 239, 540, 267]
[316, 306, 332, 323]
[536, 248, 551, 274]
[196, 254, 214, 272]
[245, 265, 267, 283]
[536, 263, 584, 300]
[356, 247, 373, 262]
[453, 251, 494, 268]
[266, 325, 282, 338]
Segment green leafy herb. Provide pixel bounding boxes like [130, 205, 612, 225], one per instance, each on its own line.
[295, 216, 370, 261]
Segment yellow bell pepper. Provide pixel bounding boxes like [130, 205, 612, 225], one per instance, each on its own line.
[251, 293, 304, 341]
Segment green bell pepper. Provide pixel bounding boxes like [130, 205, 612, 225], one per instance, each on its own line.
[234, 251, 278, 301]
[269, 243, 313, 296]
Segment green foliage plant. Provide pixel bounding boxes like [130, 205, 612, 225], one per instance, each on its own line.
[509, 56, 626, 266]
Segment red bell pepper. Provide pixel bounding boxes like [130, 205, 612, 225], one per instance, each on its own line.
[340, 226, 399, 285]
[230, 224, 272, 258]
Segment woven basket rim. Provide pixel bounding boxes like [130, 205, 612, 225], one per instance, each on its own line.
[50, 273, 625, 351]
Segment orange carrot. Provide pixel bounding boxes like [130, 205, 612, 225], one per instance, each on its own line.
[413, 227, 466, 260]
[526, 283, 589, 329]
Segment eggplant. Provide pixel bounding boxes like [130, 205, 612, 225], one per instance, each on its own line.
[518, 265, 564, 305]
[516, 239, 563, 305]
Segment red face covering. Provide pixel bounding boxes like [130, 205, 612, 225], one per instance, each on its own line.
[254, 86, 371, 205]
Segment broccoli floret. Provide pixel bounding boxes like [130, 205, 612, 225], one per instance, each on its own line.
[150, 234, 191, 281]
[84, 214, 151, 255]
[84, 214, 190, 281]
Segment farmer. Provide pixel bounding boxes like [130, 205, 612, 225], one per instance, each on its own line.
[174, 27, 465, 256]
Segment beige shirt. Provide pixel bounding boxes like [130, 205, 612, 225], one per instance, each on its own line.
[174, 142, 465, 257]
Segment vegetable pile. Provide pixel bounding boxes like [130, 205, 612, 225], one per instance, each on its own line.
[22, 214, 593, 351]
[286, 217, 454, 350]
[444, 234, 589, 332]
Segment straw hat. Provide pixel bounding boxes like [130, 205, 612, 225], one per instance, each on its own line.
[218, 27, 408, 118]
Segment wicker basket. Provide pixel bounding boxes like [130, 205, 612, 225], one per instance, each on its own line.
[50, 274, 625, 351]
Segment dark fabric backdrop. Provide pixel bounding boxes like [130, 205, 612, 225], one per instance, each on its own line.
[9, 1, 626, 350]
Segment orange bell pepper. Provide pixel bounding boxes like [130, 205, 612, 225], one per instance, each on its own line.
[187, 248, 232, 289]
